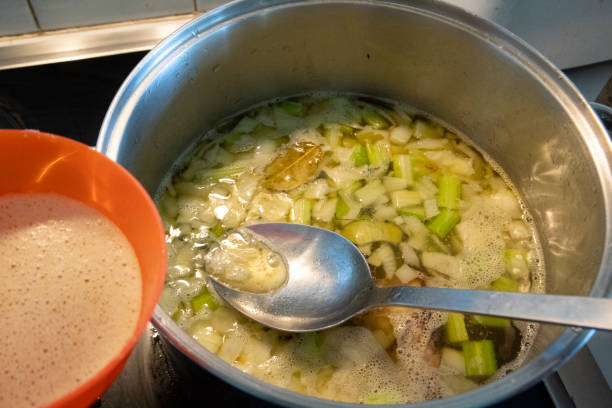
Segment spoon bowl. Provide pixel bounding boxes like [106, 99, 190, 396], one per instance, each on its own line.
[211, 223, 374, 331]
[212, 223, 612, 332]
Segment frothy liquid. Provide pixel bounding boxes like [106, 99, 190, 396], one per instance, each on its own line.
[0, 193, 142, 408]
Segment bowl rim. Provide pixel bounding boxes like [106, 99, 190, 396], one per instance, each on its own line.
[99, 0, 612, 407]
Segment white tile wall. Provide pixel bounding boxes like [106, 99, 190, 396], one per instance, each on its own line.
[0, 0, 38, 36]
[30, 0, 195, 31]
[196, 0, 229, 12]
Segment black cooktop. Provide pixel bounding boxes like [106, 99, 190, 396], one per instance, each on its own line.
[0, 52, 555, 408]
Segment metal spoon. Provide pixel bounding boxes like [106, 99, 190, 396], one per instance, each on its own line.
[210, 223, 612, 332]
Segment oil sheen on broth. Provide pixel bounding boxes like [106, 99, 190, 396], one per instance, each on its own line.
[157, 96, 544, 404]
[0, 193, 142, 408]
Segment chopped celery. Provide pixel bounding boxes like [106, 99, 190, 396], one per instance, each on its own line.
[351, 144, 369, 167]
[341, 220, 402, 245]
[382, 176, 408, 192]
[197, 166, 245, 181]
[342, 136, 358, 148]
[354, 180, 387, 206]
[504, 249, 529, 279]
[397, 206, 426, 220]
[391, 190, 422, 208]
[427, 208, 461, 238]
[362, 109, 389, 129]
[491, 275, 519, 292]
[291, 198, 312, 225]
[437, 174, 461, 209]
[232, 116, 258, 133]
[409, 149, 434, 179]
[221, 131, 244, 151]
[191, 290, 219, 312]
[312, 198, 337, 222]
[324, 125, 343, 147]
[344, 179, 365, 194]
[366, 142, 391, 168]
[335, 191, 361, 220]
[280, 100, 305, 117]
[392, 154, 414, 184]
[390, 125, 412, 145]
[413, 119, 444, 139]
[335, 194, 350, 219]
[471, 315, 511, 328]
[462, 340, 498, 380]
[441, 347, 466, 375]
[210, 222, 226, 237]
[296, 332, 324, 359]
[445, 313, 469, 344]
[363, 390, 404, 404]
[355, 128, 387, 144]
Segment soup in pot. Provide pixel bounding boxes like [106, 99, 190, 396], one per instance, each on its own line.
[157, 96, 544, 403]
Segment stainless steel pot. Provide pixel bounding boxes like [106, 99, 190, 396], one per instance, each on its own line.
[97, 1, 612, 406]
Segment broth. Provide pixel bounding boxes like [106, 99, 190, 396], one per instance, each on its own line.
[157, 95, 544, 403]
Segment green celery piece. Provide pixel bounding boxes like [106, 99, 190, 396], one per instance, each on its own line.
[445, 313, 469, 344]
[250, 123, 276, 139]
[427, 208, 461, 238]
[438, 174, 461, 209]
[380, 222, 403, 243]
[363, 390, 404, 404]
[366, 142, 390, 168]
[191, 290, 219, 312]
[198, 166, 245, 181]
[210, 222, 226, 237]
[391, 190, 422, 208]
[341, 136, 358, 148]
[335, 194, 350, 219]
[409, 149, 433, 179]
[280, 100, 305, 117]
[338, 124, 355, 137]
[471, 315, 511, 328]
[221, 131, 244, 151]
[351, 144, 369, 167]
[491, 275, 519, 292]
[413, 119, 444, 139]
[292, 198, 312, 225]
[392, 154, 414, 184]
[397, 206, 426, 220]
[504, 249, 529, 278]
[362, 109, 389, 129]
[462, 340, 498, 380]
[323, 126, 343, 147]
[344, 179, 364, 194]
[296, 332, 324, 359]
[340, 220, 402, 245]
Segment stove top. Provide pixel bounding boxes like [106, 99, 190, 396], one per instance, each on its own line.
[0, 52, 557, 408]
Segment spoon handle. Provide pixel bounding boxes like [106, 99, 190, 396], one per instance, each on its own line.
[373, 286, 612, 331]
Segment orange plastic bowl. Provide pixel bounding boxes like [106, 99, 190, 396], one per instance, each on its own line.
[0, 130, 167, 408]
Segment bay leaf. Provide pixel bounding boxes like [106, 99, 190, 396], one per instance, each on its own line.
[262, 142, 322, 191]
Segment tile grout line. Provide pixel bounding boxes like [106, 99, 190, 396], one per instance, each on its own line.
[25, 0, 42, 31]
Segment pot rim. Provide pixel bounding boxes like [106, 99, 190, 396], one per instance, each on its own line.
[99, 1, 612, 406]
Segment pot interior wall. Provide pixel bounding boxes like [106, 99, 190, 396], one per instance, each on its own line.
[102, 2, 606, 370]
